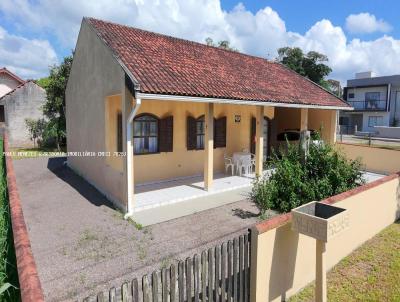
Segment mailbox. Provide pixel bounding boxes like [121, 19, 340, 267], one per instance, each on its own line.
[292, 201, 349, 242]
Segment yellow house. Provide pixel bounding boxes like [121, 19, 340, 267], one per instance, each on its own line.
[66, 18, 351, 218]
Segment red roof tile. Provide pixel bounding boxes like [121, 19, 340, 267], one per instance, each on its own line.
[86, 18, 349, 108]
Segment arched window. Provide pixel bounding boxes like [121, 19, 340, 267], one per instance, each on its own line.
[133, 114, 159, 154]
[196, 116, 205, 149]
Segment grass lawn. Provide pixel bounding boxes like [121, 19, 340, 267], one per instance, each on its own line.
[0, 139, 20, 301]
[289, 222, 400, 302]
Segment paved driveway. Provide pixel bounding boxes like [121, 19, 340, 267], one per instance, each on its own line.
[13, 157, 259, 301]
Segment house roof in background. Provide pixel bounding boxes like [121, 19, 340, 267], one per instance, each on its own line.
[86, 17, 349, 109]
[0, 80, 43, 101]
[0, 68, 25, 85]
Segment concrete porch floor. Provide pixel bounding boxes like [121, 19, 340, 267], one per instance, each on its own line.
[134, 173, 259, 212]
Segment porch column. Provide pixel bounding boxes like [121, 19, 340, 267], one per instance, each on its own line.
[122, 84, 133, 212]
[300, 108, 308, 131]
[329, 110, 338, 144]
[255, 105, 264, 176]
[204, 103, 214, 190]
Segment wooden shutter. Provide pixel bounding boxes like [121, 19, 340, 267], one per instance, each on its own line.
[250, 116, 256, 154]
[159, 115, 173, 152]
[214, 116, 227, 148]
[187, 116, 197, 150]
[117, 112, 123, 152]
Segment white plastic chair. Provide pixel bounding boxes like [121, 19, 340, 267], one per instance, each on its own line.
[238, 156, 253, 176]
[250, 153, 256, 171]
[224, 154, 235, 175]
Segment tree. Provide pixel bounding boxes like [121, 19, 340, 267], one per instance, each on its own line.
[277, 47, 332, 88]
[36, 77, 51, 89]
[25, 118, 47, 148]
[326, 79, 343, 97]
[205, 37, 237, 51]
[41, 55, 73, 149]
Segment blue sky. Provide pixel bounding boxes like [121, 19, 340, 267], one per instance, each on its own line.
[222, 0, 400, 40]
[1, 0, 400, 83]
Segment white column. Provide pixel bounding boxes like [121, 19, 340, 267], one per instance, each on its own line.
[300, 108, 308, 131]
[122, 84, 133, 213]
[204, 103, 214, 190]
[329, 110, 338, 144]
[255, 106, 264, 176]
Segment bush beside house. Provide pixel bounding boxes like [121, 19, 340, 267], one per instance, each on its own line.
[251, 139, 365, 213]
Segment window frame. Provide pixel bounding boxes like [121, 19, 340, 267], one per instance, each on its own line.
[117, 111, 123, 153]
[368, 116, 383, 127]
[133, 113, 159, 155]
[196, 115, 205, 150]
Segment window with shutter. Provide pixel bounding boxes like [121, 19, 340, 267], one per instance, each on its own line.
[214, 116, 227, 148]
[250, 117, 256, 154]
[187, 116, 197, 150]
[133, 114, 159, 154]
[196, 116, 205, 149]
[117, 111, 123, 152]
[159, 116, 173, 152]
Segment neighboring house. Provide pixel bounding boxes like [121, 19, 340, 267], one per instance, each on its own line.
[66, 17, 350, 216]
[0, 80, 46, 147]
[0, 67, 25, 98]
[0, 68, 25, 123]
[340, 71, 400, 134]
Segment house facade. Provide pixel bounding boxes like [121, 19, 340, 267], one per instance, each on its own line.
[66, 18, 350, 216]
[0, 80, 46, 147]
[340, 72, 400, 134]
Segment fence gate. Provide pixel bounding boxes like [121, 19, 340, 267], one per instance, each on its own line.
[84, 230, 251, 302]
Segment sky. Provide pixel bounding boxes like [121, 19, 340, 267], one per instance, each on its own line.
[1, 0, 400, 84]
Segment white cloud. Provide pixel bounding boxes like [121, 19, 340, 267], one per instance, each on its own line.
[346, 13, 392, 34]
[1, 1, 400, 83]
[0, 26, 57, 79]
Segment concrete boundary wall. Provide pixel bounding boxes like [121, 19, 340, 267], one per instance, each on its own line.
[336, 142, 400, 174]
[250, 172, 400, 302]
[3, 134, 44, 302]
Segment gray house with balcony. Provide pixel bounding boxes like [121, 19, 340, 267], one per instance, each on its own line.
[340, 72, 400, 134]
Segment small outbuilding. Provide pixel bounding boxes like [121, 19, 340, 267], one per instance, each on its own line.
[0, 78, 46, 147]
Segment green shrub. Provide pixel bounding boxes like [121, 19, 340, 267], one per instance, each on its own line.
[251, 139, 365, 214]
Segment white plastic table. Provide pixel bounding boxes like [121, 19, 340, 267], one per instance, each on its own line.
[232, 152, 252, 174]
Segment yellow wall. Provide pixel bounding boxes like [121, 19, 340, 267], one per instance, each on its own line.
[273, 107, 337, 145]
[250, 175, 400, 302]
[337, 143, 400, 174]
[105, 97, 275, 184]
[104, 96, 338, 186]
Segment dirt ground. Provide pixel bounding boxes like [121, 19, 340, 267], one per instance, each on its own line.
[13, 157, 260, 301]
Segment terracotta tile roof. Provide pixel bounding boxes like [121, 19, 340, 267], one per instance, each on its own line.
[86, 18, 349, 108]
[0, 67, 25, 85]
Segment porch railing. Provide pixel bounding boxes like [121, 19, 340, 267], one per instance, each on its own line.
[348, 100, 387, 111]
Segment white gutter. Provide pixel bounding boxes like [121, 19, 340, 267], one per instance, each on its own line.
[136, 92, 353, 111]
[124, 97, 142, 220]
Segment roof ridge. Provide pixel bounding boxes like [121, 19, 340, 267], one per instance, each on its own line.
[85, 17, 276, 65]
[0, 67, 25, 84]
[0, 80, 41, 101]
